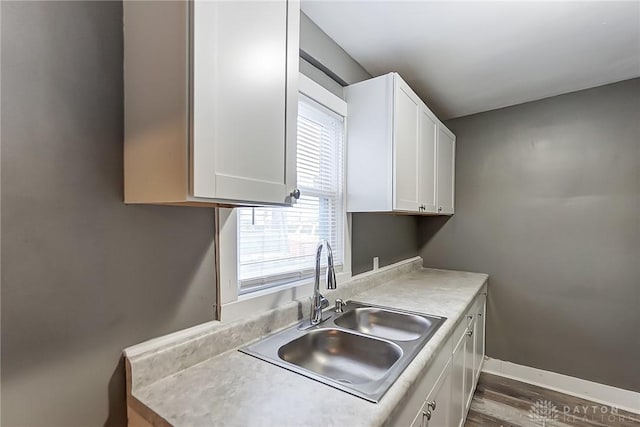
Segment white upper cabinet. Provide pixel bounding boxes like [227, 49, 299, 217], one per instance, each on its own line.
[345, 72, 455, 215]
[124, 1, 300, 207]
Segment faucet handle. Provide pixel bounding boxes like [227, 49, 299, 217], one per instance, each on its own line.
[335, 299, 346, 313]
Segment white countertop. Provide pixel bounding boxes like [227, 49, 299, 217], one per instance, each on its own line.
[130, 267, 488, 427]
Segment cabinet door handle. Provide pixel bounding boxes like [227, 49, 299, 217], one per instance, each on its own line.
[290, 188, 301, 200]
[438, 206, 443, 212]
[466, 329, 473, 337]
[427, 400, 436, 411]
[423, 409, 432, 421]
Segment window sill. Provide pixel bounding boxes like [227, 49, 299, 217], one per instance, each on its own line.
[220, 270, 351, 324]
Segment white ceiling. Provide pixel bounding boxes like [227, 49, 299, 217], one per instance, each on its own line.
[302, 1, 640, 119]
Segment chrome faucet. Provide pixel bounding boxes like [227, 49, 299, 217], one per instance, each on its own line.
[310, 239, 337, 325]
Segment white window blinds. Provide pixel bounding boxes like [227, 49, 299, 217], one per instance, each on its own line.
[237, 94, 345, 293]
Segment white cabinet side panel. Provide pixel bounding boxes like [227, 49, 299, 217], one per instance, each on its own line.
[345, 74, 394, 212]
[124, 1, 189, 203]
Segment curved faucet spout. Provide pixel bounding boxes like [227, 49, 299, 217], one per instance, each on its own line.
[310, 240, 337, 325]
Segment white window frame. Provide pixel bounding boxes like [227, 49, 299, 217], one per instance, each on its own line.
[218, 73, 351, 323]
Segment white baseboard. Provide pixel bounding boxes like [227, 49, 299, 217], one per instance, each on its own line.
[482, 357, 640, 415]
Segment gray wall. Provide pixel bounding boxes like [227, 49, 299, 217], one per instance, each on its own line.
[300, 12, 421, 274]
[1, 2, 216, 426]
[352, 214, 419, 275]
[300, 12, 370, 86]
[419, 78, 640, 392]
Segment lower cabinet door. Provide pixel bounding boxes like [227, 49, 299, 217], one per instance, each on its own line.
[412, 360, 452, 427]
[463, 324, 475, 411]
[473, 296, 486, 381]
[425, 364, 451, 427]
[450, 335, 466, 427]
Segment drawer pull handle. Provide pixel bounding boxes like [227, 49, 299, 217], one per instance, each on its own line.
[427, 400, 436, 411]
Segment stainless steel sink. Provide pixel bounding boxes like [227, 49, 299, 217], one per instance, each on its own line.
[278, 328, 403, 385]
[334, 307, 435, 341]
[240, 301, 445, 402]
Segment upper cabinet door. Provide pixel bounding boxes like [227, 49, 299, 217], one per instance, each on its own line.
[393, 78, 421, 212]
[419, 108, 438, 213]
[124, 1, 299, 207]
[437, 125, 456, 214]
[192, 0, 299, 205]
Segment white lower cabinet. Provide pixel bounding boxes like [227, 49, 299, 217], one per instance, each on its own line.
[390, 286, 487, 427]
[412, 360, 452, 427]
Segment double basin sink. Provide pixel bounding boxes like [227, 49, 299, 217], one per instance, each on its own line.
[240, 301, 446, 402]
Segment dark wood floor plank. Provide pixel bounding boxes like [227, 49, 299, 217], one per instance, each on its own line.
[466, 409, 521, 427]
[465, 373, 640, 427]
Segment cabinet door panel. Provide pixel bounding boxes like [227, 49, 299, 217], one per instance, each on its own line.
[451, 336, 465, 427]
[419, 108, 438, 213]
[436, 126, 455, 214]
[192, 0, 298, 204]
[426, 366, 451, 427]
[464, 323, 475, 411]
[474, 296, 486, 380]
[393, 80, 420, 212]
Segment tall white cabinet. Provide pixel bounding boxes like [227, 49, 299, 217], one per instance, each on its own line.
[345, 72, 456, 215]
[124, 1, 300, 207]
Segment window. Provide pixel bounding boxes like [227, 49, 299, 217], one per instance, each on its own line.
[237, 94, 345, 293]
[218, 74, 350, 322]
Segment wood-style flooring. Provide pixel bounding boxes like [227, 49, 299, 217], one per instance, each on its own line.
[465, 373, 640, 427]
